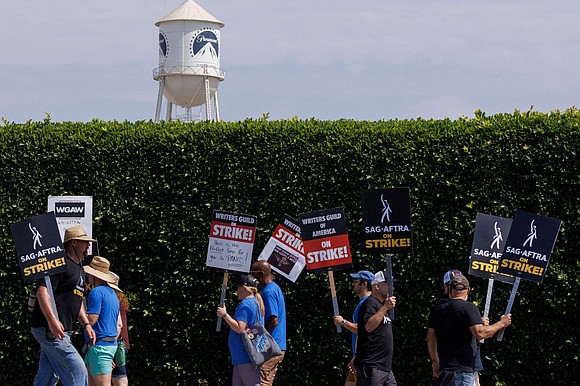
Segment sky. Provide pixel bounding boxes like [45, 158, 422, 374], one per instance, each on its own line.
[1, 0, 579, 123]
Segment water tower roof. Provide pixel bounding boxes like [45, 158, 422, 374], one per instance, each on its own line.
[155, 0, 224, 27]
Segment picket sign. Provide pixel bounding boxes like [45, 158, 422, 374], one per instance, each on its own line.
[215, 272, 229, 332]
[478, 277, 495, 343]
[497, 277, 521, 341]
[385, 254, 395, 320]
[328, 270, 342, 333]
[205, 210, 257, 333]
[299, 207, 353, 334]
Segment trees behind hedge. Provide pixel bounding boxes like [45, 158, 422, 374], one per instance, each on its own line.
[0, 109, 579, 385]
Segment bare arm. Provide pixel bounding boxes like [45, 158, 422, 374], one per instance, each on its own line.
[470, 314, 512, 340]
[365, 297, 396, 333]
[36, 285, 65, 340]
[217, 306, 249, 334]
[333, 315, 357, 334]
[80, 301, 96, 345]
[426, 327, 440, 378]
[265, 316, 279, 334]
[117, 313, 123, 337]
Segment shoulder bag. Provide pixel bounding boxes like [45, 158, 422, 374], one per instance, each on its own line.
[240, 306, 282, 367]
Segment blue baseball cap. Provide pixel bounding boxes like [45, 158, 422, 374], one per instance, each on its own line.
[350, 270, 374, 284]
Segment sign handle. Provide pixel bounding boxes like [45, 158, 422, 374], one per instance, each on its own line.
[216, 272, 229, 332]
[386, 254, 395, 320]
[44, 278, 59, 321]
[328, 270, 342, 333]
[497, 277, 520, 341]
[479, 277, 495, 343]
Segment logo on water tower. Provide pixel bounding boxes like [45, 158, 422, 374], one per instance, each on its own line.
[159, 31, 169, 58]
[190, 29, 219, 61]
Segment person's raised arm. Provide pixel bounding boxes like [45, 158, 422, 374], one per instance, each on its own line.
[470, 314, 511, 340]
[333, 315, 357, 334]
[365, 297, 395, 333]
[217, 306, 248, 334]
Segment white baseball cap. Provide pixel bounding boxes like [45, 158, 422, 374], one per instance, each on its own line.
[443, 269, 462, 285]
[371, 271, 386, 285]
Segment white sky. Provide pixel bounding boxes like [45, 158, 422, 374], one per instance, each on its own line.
[1, 0, 578, 123]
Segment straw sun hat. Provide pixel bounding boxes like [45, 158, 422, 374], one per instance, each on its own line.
[107, 271, 123, 292]
[83, 256, 117, 283]
[63, 225, 97, 243]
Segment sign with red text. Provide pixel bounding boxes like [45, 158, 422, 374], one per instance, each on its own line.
[361, 188, 413, 254]
[468, 213, 515, 284]
[206, 210, 257, 274]
[299, 208, 352, 272]
[497, 210, 561, 283]
[11, 212, 67, 282]
[258, 215, 305, 282]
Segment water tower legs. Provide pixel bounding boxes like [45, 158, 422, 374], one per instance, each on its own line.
[214, 90, 221, 121]
[154, 76, 220, 122]
[155, 80, 164, 122]
[166, 102, 173, 121]
[204, 77, 212, 121]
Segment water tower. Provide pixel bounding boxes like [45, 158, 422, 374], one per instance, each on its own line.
[153, 0, 225, 122]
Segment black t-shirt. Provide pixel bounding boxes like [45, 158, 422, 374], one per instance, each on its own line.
[355, 295, 394, 372]
[30, 255, 86, 331]
[428, 299, 482, 372]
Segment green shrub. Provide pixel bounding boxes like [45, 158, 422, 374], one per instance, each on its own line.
[1, 109, 578, 385]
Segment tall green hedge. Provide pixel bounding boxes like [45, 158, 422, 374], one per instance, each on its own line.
[1, 109, 579, 385]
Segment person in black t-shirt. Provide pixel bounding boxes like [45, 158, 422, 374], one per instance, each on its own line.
[30, 225, 97, 386]
[428, 269, 487, 386]
[353, 271, 397, 386]
[427, 275, 511, 386]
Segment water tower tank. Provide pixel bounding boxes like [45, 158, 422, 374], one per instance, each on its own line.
[153, 0, 224, 115]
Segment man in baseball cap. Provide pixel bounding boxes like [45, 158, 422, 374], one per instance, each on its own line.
[427, 274, 511, 385]
[440, 269, 463, 300]
[354, 271, 398, 385]
[333, 270, 374, 384]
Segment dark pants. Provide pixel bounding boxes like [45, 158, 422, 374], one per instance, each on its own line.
[355, 365, 397, 386]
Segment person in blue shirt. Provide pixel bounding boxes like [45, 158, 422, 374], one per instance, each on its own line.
[333, 270, 373, 385]
[83, 256, 121, 386]
[217, 274, 265, 386]
[250, 260, 287, 386]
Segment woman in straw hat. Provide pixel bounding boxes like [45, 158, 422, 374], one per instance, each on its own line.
[217, 275, 265, 386]
[107, 272, 130, 386]
[83, 256, 121, 386]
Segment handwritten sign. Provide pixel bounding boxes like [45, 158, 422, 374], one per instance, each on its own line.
[206, 210, 257, 274]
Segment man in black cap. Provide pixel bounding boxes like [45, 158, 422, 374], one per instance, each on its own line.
[427, 275, 512, 386]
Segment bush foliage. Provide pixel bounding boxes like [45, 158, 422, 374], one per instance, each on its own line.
[1, 109, 579, 385]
